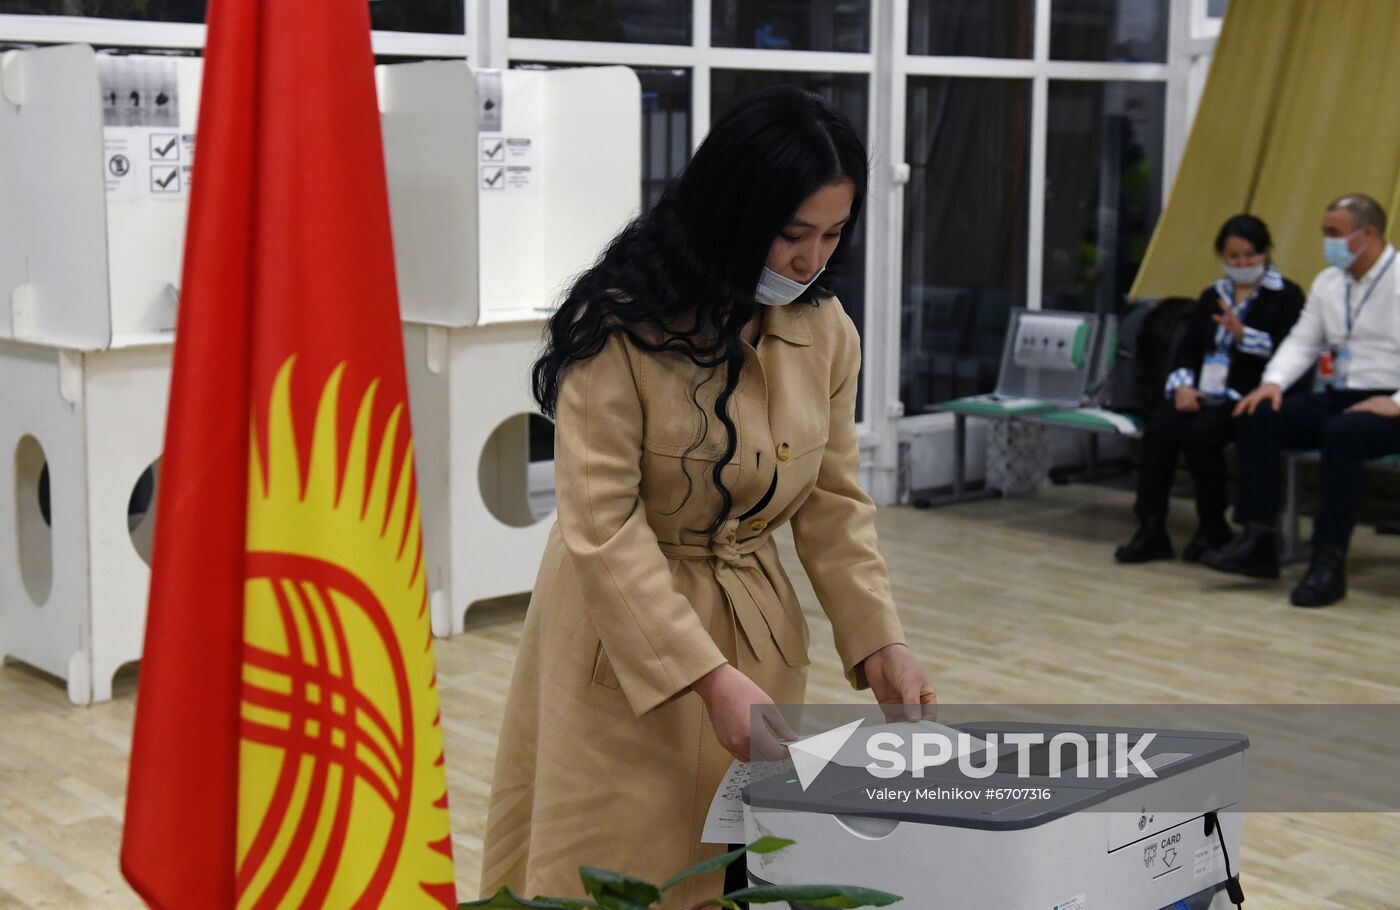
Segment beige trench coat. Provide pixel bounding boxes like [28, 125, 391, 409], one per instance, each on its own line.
[480, 296, 907, 908]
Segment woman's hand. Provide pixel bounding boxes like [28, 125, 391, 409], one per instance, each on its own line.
[1174, 386, 1206, 413]
[693, 664, 796, 762]
[1213, 297, 1245, 340]
[862, 643, 937, 722]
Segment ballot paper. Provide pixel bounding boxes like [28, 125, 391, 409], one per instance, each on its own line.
[701, 758, 795, 844]
[701, 720, 987, 844]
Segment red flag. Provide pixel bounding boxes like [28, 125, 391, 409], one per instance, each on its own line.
[120, 0, 455, 906]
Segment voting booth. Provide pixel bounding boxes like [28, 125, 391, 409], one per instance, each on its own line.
[0, 46, 199, 703]
[0, 50, 642, 698]
[379, 62, 641, 636]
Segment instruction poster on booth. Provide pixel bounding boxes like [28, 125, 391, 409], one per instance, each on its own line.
[479, 134, 539, 194]
[97, 56, 195, 201]
[103, 128, 196, 200]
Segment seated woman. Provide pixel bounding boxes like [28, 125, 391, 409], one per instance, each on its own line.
[1116, 214, 1305, 564]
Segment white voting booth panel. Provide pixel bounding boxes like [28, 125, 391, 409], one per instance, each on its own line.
[0, 46, 197, 703]
[0, 341, 169, 703]
[0, 46, 199, 346]
[380, 62, 641, 635]
[403, 322, 551, 637]
[379, 63, 642, 328]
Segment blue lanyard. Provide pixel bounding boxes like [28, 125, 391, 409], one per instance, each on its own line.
[1345, 249, 1396, 337]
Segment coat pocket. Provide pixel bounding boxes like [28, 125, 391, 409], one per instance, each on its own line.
[591, 641, 621, 690]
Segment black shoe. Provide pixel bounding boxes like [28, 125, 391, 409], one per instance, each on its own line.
[1182, 519, 1234, 563]
[1290, 546, 1347, 607]
[1115, 519, 1174, 564]
[1200, 525, 1280, 579]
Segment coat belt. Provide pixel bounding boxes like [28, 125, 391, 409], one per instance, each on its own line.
[657, 520, 804, 666]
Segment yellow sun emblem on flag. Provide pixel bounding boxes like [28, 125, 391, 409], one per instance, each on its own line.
[235, 357, 455, 909]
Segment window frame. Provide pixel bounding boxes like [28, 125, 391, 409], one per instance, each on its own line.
[506, 2, 880, 431]
[0, 0, 1208, 504]
[883, 0, 1191, 502]
[0, 4, 475, 58]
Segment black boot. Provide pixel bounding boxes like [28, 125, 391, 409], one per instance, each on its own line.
[1115, 518, 1174, 564]
[1290, 546, 1347, 607]
[1182, 517, 1234, 563]
[1200, 524, 1280, 579]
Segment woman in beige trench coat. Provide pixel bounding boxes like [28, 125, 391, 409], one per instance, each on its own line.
[481, 87, 937, 909]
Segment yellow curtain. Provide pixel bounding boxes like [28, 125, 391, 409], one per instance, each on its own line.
[1131, 0, 1400, 300]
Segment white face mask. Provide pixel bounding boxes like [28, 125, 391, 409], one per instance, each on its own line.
[755, 266, 824, 307]
[1223, 262, 1266, 286]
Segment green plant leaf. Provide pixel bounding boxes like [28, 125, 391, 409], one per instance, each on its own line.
[458, 886, 596, 909]
[660, 837, 797, 891]
[659, 845, 745, 892]
[579, 866, 662, 909]
[746, 836, 797, 855]
[721, 884, 902, 908]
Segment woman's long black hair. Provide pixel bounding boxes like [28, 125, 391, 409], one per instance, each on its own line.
[532, 85, 869, 536]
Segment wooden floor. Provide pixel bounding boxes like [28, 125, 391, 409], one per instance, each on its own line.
[2, 482, 1399, 909]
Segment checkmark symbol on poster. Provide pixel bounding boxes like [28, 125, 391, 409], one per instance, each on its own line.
[155, 169, 179, 190]
[151, 134, 180, 159]
[482, 166, 504, 188]
[481, 139, 504, 160]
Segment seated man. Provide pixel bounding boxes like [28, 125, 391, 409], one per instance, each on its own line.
[1202, 194, 1400, 607]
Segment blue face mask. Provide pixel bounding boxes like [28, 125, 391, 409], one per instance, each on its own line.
[1323, 232, 1361, 271]
[755, 266, 824, 307]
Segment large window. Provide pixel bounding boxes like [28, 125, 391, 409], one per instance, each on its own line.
[369, 1, 465, 35]
[711, 0, 871, 52]
[901, 77, 1030, 414]
[900, 2, 1170, 404]
[1042, 80, 1164, 314]
[0, 0, 203, 22]
[711, 69, 869, 146]
[639, 67, 692, 210]
[1050, 0, 1169, 63]
[908, 0, 1034, 58]
[510, 0, 691, 44]
[0, 0, 464, 32]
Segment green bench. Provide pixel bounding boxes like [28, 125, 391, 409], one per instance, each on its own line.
[928, 397, 1142, 504]
[1282, 451, 1400, 562]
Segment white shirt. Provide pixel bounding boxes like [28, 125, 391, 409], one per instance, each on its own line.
[1263, 243, 1400, 405]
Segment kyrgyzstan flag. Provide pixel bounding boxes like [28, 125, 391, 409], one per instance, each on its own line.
[119, 0, 455, 907]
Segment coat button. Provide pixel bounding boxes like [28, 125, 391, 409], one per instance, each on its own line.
[749, 518, 768, 533]
[776, 442, 791, 461]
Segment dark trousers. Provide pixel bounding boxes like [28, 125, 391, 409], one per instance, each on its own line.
[723, 847, 747, 901]
[1135, 401, 1236, 523]
[1234, 389, 1400, 549]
